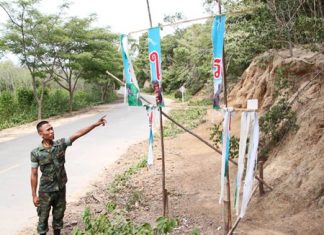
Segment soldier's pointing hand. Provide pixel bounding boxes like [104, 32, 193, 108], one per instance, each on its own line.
[95, 115, 107, 127]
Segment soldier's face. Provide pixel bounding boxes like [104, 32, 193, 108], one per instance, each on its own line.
[38, 123, 55, 140]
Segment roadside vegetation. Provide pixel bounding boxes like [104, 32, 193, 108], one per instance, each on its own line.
[0, 0, 122, 129]
[72, 158, 178, 235]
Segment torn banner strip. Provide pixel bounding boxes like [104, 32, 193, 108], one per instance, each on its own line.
[234, 111, 259, 218]
[146, 106, 155, 166]
[120, 34, 142, 106]
[219, 108, 232, 204]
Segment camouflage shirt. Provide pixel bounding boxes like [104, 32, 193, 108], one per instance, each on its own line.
[31, 138, 72, 192]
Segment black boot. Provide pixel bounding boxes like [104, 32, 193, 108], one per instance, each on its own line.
[54, 229, 60, 235]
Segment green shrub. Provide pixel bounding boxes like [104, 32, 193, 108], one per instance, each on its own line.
[73, 91, 91, 110]
[174, 90, 182, 99]
[73, 208, 177, 235]
[210, 123, 239, 159]
[259, 99, 298, 159]
[17, 88, 35, 108]
[43, 89, 69, 118]
[0, 91, 17, 118]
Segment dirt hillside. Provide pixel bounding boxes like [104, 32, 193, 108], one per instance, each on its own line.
[229, 47, 324, 234]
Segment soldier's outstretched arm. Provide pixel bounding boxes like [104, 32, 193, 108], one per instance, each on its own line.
[70, 115, 107, 143]
[31, 167, 39, 207]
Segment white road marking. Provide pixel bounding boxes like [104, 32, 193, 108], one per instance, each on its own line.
[0, 164, 20, 175]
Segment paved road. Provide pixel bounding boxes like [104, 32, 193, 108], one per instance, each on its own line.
[0, 96, 160, 234]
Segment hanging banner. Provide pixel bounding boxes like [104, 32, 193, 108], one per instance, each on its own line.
[146, 105, 155, 166]
[148, 27, 164, 107]
[211, 15, 226, 110]
[120, 34, 142, 106]
[219, 108, 232, 204]
[234, 111, 259, 218]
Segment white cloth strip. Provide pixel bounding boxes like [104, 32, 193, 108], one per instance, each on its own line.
[235, 112, 250, 215]
[240, 112, 259, 218]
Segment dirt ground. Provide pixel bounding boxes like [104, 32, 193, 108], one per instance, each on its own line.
[18, 107, 291, 235]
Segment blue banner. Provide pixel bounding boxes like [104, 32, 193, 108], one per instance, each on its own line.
[148, 27, 164, 106]
[120, 34, 142, 106]
[212, 16, 226, 110]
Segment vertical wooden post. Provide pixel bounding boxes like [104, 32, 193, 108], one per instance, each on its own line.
[145, 0, 168, 217]
[146, 0, 153, 27]
[259, 161, 265, 195]
[160, 107, 168, 216]
[215, 0, 232, 233]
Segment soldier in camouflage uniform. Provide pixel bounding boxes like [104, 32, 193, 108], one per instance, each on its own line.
[31, 116, 107, 235]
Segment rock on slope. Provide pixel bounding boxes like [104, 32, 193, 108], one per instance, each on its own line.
[228, 47, 324, 234]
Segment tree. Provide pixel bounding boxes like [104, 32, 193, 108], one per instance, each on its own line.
[51, 16, 93, 113]
[0, 0, 66, 119]
[78, 27, 122, 103]
[133, 32, 150, 88]
[266, 0, 324, 53]
[266, 0, 306, 56]
[52, 18, 122, 112]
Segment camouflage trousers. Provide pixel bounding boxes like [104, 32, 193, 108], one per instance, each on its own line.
[37, 187, 66, 234]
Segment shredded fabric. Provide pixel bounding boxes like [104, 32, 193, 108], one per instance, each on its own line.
[234, 112, 250, 214]
[120, 34, 142, 106]
[234, 111, 259, 217]
[146, 106, 155, 166]
[219, 108, 232, 204]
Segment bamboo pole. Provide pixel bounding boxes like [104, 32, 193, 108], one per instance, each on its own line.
[127, 7, 260, 35]
[215, 0, 232, 233]
[145, 0, 168, 217]
[106, 70, 273, 191]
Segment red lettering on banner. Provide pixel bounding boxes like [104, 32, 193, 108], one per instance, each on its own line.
[213, 58, 222, 79]
[149, 51, 161, 81]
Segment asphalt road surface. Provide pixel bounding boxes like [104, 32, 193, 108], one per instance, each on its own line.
[0, 95, 161, 234]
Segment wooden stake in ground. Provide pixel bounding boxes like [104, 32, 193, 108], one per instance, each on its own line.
[145, 0, 168, 217]
[214, 0, 232, 233]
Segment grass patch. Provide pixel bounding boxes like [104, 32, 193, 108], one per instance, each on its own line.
[107, 158, 147, 194]
[163, 106, 207, 138]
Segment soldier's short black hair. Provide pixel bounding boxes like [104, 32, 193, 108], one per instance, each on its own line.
[36, 121, 49, 132]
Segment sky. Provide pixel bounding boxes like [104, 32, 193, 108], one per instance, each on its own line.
[0, 0, 215, 62]
[0, 0, 212, 34]
[61, 0, 208, 34]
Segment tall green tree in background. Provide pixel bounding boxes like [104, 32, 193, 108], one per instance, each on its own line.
[266, 0, 324, 55]
[51, 16, 98, 113]
[78, 27, 122, 103]
[133, 32, 150, 89]
[162, 23, 212, 94]
[0, 0, 123, 116]
[0, 0, 66, 119]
